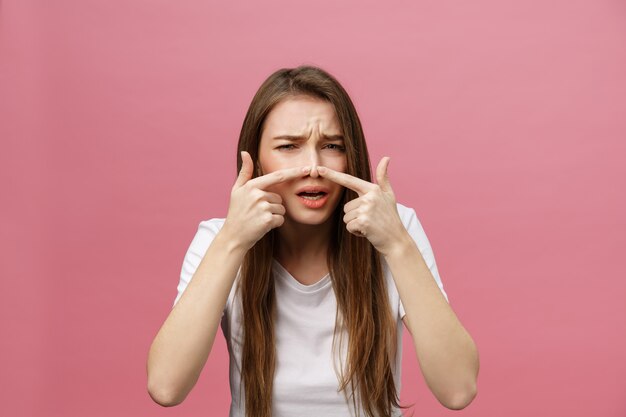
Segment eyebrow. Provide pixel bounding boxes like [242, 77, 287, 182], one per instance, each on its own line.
[273, 134, 344, 141]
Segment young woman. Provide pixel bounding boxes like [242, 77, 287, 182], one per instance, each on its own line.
[147, 66, 479, 417]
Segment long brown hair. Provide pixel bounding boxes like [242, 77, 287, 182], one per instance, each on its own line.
[235, 65, 406, 417]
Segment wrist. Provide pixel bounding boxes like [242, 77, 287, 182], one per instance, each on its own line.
[382, 231, 416, 260]
[216, 223, 250, 256]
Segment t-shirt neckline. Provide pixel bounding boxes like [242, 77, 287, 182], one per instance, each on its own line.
[272, 258, 331, 293]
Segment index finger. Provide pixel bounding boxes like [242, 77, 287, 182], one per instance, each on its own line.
[246, 165, 311, 190]
[317, 166, 374, 196]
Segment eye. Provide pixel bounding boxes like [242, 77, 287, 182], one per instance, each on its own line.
[324, 143, 346, 152]
[277, 144, 296, 150]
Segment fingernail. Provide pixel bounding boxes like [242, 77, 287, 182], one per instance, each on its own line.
[302, 166, 311, 173]
[318, 166, 327, 174]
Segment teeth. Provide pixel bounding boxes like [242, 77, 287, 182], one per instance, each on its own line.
[300, 193, 325, 200]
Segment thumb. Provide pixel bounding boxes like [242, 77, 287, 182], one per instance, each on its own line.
[376, 156, 393, 192]
[234, 151, 254, 188]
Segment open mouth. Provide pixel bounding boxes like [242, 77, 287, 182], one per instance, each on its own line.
[297, 191, 327, 200]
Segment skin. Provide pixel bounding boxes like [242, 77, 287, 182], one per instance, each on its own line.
[147, 163, 312, 406]
[147, 94, 479, 410]
[254, 95, 348, 283]
[250, 95, 480, 407]
[316, 164, 480, 409]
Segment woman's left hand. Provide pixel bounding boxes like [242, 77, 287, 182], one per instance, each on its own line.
[317, 157, 410, 257]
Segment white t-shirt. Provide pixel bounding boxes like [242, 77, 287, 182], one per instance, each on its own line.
[173, 202, 449, 417]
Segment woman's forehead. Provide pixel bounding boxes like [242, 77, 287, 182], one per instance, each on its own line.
[264, 96, 341, 134]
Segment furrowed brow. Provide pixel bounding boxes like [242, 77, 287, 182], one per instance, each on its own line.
[272, 134, 344, 141]
[322, 134, 344, 141]
[273, 135, 306, 141]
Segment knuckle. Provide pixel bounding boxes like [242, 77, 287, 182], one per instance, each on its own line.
[251, 188, 263, 200]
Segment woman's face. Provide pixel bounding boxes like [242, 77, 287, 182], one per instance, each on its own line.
[257, 95, 348, 226]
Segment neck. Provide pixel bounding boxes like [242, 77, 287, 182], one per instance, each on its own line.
[275, 216, 334, 263]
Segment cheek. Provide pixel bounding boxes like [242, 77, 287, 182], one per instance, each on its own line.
[325, 156, 347, 173]
[259, 155, 291, 175]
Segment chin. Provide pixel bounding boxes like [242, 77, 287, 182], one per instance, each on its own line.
[285, 210, 334, 226]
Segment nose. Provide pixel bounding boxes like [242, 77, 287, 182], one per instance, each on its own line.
[306, 147, 321, 178]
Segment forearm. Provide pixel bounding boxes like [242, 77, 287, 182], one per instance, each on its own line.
[384, 235, 479, 409]
[147, 228, 247, 406]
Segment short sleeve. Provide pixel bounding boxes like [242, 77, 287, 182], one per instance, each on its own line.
[396, 203, 449, 319]
[172, 219, 225, 311]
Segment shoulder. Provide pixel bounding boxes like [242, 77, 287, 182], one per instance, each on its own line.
[194, 217, 226, 239]
[394, 202, 450, 303]
[394, 201, 431, 249]
[396, 202, 419, 228]
[174, 217, 229, 308]
[183, 217, 226, 258]
[198, 217, 226, 231]
[396, 201, 415, 217]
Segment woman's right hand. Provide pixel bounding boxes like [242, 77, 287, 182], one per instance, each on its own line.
[221, 151, 310, 251]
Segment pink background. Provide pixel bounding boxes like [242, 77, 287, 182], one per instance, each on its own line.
[2, 1, 625, 416]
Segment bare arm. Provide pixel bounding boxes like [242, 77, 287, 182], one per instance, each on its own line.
[388, 235, 479, 410]
[146, 227, 246, 406]
[315, 161, 479, 409]
[146, 153, 311, 406]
